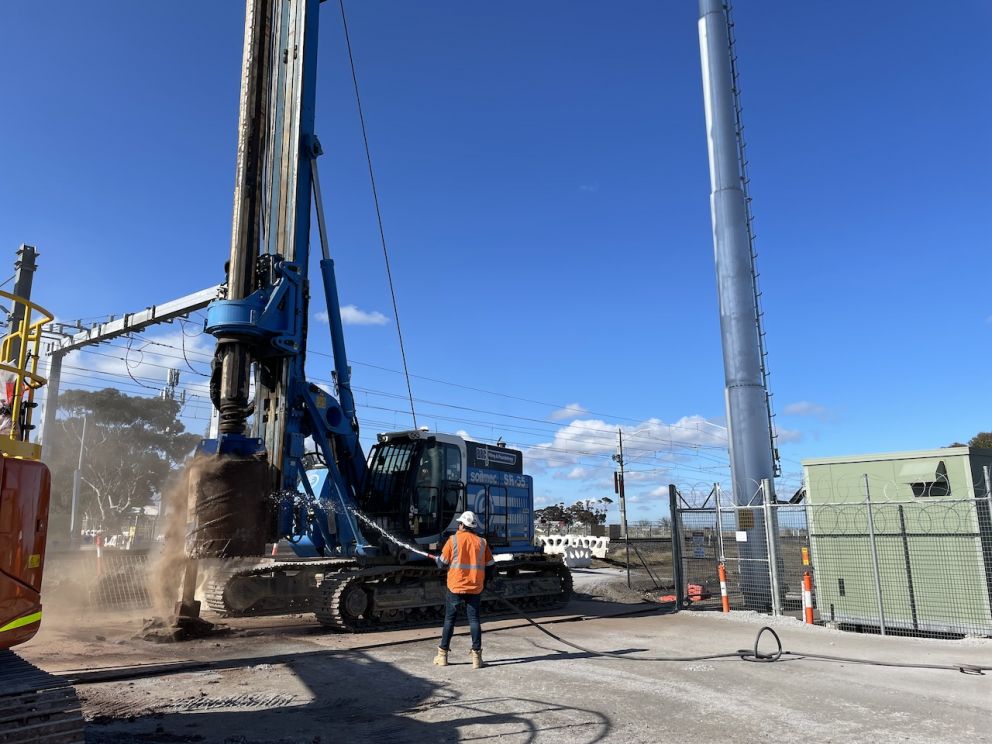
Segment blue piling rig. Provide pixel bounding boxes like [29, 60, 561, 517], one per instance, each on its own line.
[194, 0, 370, 562]
[183, 0, 570, 631]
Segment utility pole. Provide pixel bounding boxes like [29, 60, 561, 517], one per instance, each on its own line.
[2, 245, 40, 444]
[612, 428, 631, 588]
[7, 244, 38, 363]
[69, 415, 87, 544]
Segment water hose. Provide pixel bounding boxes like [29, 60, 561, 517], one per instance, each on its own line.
[348, 506, 439, 560]
[349, 505, 988, 675]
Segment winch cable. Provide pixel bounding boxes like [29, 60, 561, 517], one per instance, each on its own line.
[339, 0, 417, 428]
[349, 507, 989, 675]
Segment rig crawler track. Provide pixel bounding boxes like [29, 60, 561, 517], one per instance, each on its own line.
[204, 557, 573, 632]
[204, 559, 357, 616]
[315, 559, 572, 632]
[0, 651, 84, 744]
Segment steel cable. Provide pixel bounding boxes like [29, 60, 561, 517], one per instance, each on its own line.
[338, 0, 417, 429]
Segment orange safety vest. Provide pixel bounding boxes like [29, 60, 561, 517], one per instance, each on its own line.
[440, 530, 495, 595]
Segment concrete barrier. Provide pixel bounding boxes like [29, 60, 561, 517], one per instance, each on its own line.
[562, 545, 592, 568]
[538, 534, 610, 559]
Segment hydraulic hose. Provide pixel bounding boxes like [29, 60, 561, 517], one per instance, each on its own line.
[485, 590, 777, 663]
[349, 504, 988, 675]
[486, 592, 988, 675]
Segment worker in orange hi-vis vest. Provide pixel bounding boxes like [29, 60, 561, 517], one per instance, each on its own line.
[432, 511, 495, 669]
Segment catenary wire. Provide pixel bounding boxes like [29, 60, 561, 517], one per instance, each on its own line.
[61, 332, 728, 446]
[54, 354, 732, 477]
[60, 337, 730, 459]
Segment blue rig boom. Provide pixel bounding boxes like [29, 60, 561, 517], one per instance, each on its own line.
[181, 0, 570, 630]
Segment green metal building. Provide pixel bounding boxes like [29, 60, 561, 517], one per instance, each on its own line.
[803, 447, 992, 636]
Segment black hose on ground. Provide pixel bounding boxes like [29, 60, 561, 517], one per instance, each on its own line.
[351, 506, 988, 675]
[484, 592, 989, 675]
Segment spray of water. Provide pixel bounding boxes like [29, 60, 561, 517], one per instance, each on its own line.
[348, 506, 436, 560]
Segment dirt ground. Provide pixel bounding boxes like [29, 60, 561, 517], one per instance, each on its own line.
[17, 568, 992, 744]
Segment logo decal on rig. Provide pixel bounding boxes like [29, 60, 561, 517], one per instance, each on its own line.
[475, 446, 517, 468]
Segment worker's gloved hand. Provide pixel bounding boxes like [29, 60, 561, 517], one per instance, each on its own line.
[435, 556, 447, 570]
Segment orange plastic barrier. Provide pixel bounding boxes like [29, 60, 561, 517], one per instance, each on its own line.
[803, 571, 814, 624]
[718, 562, 730, 613]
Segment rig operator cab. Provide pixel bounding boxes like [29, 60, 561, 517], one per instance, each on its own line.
[357, 431, 534, 558]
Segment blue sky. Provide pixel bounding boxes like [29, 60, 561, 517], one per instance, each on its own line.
[2, 2, 990, 521]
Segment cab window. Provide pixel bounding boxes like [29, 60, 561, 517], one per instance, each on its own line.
[440, 444, 462, 528]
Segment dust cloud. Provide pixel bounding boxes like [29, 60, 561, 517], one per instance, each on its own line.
[147, 460, 196, 616]
[37, 452, 272, 637]
[149, 453, 270, 616]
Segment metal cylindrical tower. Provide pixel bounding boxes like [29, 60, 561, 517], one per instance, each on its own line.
[698, 0, 777, 609]
[698, 0, 775, 505]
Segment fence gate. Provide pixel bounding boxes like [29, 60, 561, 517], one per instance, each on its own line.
[671, 483, 812, 615]
[670, 484, 725, 609]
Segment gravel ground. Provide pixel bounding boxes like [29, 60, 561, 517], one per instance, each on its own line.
[17, 571, 992, 744]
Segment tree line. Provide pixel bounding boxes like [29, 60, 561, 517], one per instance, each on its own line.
[46, 388, 200, 535]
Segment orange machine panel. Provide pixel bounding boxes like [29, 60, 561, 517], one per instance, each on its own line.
[0, 457, 52, 649]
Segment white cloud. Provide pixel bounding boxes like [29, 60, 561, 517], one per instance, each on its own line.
[623, 469, 666, 483]
[553, 466, 591, 481]
[549, 403, 587, 421]
[579, 184, 599, 193]
[527, 415, 727, 469]
[776, 427, 804, 444]
[782, 400, 827, 418]
[315, 305, 389, 326]
[533, 493, 559, 508]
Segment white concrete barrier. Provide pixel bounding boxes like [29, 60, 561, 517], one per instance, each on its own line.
[538, 534, 610, 559]
[538, 535, 565, 555]
[574, 535, 610, 559]
[562, 546, 592, 568]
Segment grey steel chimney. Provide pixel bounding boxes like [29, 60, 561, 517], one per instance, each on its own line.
[698, 0, 778, 608]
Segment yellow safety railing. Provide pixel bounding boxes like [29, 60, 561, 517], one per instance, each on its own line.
[0, 290, 53, 461]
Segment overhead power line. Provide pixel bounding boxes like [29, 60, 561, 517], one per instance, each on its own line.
[67, 328, 725, 445]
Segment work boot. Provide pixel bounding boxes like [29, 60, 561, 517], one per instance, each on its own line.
[432, 647, 448, 666]
[470, 649, 483, 669]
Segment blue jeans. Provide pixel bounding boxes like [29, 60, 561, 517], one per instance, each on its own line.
[439, 589, 482, 651]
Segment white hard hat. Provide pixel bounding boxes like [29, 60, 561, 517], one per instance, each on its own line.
[457, 511, 478, 529]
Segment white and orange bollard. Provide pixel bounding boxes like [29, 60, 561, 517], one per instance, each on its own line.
[802, 571, 814, 624]
[718, 562, 730, 613]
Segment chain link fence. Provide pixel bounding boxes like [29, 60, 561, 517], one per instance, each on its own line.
[44, 549, 152, 612]
[672, 474, 992, 638]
